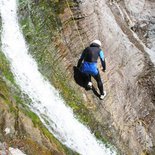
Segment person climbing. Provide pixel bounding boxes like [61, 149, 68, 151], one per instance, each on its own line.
[77, 39, 106, 100]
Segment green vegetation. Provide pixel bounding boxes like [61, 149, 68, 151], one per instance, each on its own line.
[0, 52, 15, 84]
[18, 0, 67, 77]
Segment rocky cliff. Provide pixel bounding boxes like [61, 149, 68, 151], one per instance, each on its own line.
[58, 0, 155, 154]
[0, 0, 155, 155]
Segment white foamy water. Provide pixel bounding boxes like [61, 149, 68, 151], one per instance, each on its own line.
[0, 142, 26, 155]
[0, 0, 116, 154]
[9, 148, 26, 155]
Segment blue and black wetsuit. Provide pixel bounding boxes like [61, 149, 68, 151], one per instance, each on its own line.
[77, 43, 106, 95]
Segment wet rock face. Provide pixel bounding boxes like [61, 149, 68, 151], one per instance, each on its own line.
[61, 0, 155, 154]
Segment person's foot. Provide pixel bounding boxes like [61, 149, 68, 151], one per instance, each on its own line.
[100, 91, 106, 100]
[87, 82, 92, 89]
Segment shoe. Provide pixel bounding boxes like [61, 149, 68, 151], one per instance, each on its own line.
[87, 82, 92, 89]
[100, 91, 106, 100]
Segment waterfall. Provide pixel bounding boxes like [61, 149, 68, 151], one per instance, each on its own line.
[0, 0, 116, 154]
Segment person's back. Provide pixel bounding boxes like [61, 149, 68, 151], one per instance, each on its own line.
[82, 46, 100, 62]
[77, 40, 106, 100]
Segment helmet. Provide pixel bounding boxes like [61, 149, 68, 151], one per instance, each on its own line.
[91, 40, 101, 47]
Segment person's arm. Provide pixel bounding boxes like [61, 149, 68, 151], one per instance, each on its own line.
[99, 50, 106, 71]
[77, 49, 86, 68]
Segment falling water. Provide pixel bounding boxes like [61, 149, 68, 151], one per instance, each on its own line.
[0, 0, 116, 154]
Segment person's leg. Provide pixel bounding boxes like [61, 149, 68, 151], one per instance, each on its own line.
[86, 74, 92, 88]
[93, 72, 104, 95]
[87, 74, 91, 83]
[82, 73, 92, 88]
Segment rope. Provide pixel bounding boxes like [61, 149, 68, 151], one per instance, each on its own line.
[65, 0, 98, 110]
[65, 0, 85, 49]
[64, 1, 114, 110]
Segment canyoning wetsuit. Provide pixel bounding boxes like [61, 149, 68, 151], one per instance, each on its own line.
[77, 43, 106, 95]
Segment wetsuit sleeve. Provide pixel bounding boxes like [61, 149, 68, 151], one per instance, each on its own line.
[77, 49, 86, 68]
[99, 50, 106, 70]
